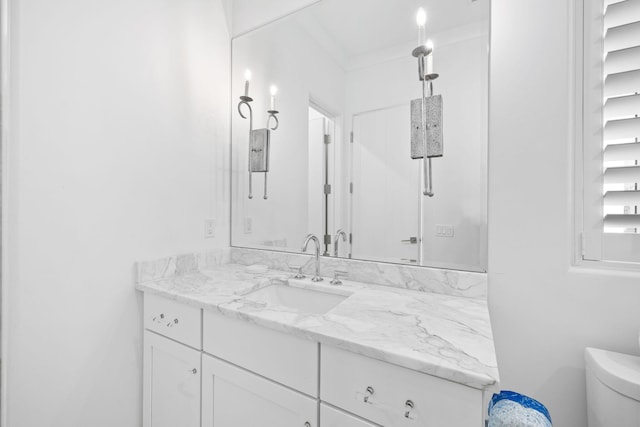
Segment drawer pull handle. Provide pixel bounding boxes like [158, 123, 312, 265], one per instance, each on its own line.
[404, 400, 415, 419]
[152, 313, 165, 323]
[167, 318, 179, 327]
[364, 386, 375, 403]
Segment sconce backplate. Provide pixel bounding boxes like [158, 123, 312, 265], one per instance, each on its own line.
[249, 128, 270, 172]
[410, 95, 443, 159]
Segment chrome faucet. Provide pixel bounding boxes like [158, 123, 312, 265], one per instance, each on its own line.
[301, 234, 323, 282]
[334, 229, 347, 257]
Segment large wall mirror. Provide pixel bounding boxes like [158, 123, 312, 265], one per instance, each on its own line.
[231, 0, 489, 272]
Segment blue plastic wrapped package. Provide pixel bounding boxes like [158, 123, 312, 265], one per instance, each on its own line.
[488, 391, 552, 427]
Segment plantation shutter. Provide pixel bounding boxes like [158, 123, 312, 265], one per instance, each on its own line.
[602, 0, 640, 233]
[582, 0, 640, 263]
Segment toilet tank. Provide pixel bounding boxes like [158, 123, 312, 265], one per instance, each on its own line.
[585, 347, 640, 427]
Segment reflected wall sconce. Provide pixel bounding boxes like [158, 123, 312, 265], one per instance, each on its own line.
[411, 8, 443, 198]
[237, 69, 280, 200]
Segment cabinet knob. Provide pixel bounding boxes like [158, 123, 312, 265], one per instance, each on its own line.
[364, 386, 374, 403]
[304, 423, 311, 427]
[152, 313, 165, 323]
[191, 368, 198, 375]
[167, 318, 179, 327]
[404, 400, 415, 418]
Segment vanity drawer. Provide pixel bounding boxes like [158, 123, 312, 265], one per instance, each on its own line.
[203, 311, 318, 396]
[321, 346, 484, 427]
[144, 294, 202, 349]
[321, 404, 377, 427]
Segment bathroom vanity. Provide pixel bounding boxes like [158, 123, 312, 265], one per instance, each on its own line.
[201, 3, 498, 422]
[137, 263, 498, 427]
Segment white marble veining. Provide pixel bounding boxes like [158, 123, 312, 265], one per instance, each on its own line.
[137, 248, 230, 283]
[136, 263, 499, 390]
[230, 247, 488, 299]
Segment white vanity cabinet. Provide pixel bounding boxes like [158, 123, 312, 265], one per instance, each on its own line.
[143, 295, 203, 427]
[201, 311, 319, 426]
[143, 331, 201, 427]
[143, 293, 202, 349]
[202, 310, 318, 396]
[321, 346, 484, 426]
[201, 354, 317, 427]
[321, 404, 378, 427]
[141, 293, 489, 427]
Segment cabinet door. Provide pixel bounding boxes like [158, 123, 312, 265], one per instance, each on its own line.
[143, 331, 201, 427]
[202, 354, 318, 427]
[321, 404, 377, 427]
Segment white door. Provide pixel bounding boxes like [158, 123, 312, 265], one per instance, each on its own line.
[351, 105, 421, 264]
[320, 404, 376, 427]
[143, 331, 201, 427]
[202, 353, 318, 427]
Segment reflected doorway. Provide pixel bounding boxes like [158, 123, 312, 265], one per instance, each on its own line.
[308, 105, 336, 256]
[350, 105, 422, 264]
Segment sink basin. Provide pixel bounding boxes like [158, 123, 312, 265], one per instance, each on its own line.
[242, 284, 349, 314]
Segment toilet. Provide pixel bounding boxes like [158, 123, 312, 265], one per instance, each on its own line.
[585, 347, 640, 426]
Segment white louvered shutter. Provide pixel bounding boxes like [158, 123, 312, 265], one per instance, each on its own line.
[603, 0, 640, 234]
[583, 0, 640, 263]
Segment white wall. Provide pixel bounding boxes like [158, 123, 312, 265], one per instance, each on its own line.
[489, 1, 640, 426]
[4, 0, 230, 425]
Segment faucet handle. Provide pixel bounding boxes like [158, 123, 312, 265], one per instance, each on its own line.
[288, 264, 305, 279]
[330, 270, 348, 285]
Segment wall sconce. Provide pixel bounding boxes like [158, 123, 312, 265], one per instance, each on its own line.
[237, 70, 280, 200]
[411, 8, 443, 198]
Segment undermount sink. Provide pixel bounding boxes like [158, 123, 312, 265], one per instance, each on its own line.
[242, 283, 350, 314]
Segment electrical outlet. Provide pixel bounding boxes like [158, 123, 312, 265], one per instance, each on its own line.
[244, 217, 253, 234]
[435, 224, 454, 237]
[204, 219, 216, 238]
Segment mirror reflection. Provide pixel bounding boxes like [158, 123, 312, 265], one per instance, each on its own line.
[231, 0, 489, 272]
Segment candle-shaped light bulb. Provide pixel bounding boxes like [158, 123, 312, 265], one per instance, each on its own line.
[416, 8, 427, 46]
[244, 69, 252, 97]
[416, 8, 427, 26]
[270, 85, 278, 110]
[426, 39, 434, 75]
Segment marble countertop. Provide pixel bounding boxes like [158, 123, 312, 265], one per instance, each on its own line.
[136, 264, 499, 390]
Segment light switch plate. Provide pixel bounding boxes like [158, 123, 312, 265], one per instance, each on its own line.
[244, 217, 253, 234]
[435, 224, 454, 237]
[205, 219, 216, 238]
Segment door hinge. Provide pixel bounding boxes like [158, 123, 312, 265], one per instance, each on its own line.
[324, 234, 332, 245]
[581, 232, 586, 258]
[350, 131, 354, 143]
[349, 182, 353, 194]
[324, 134, 331, 145]
[324, 184, 332, 195]
[349, 233, 353, 244]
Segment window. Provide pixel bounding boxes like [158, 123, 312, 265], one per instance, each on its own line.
[581, 0, 640, 264]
